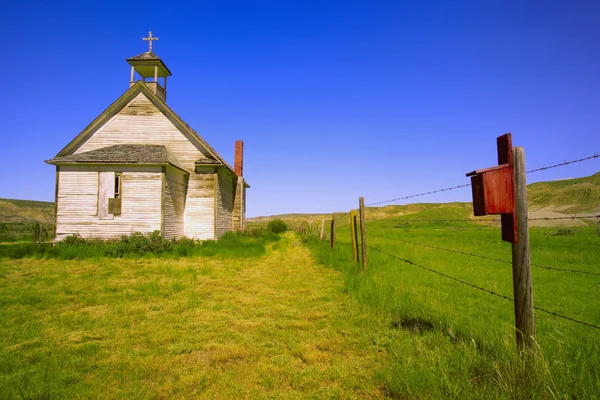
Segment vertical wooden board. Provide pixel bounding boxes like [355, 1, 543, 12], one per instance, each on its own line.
[501, 214, 516, 243]
[184, 173, 215, 240]
[482, 168, 514, 215]
[496, 133, 513, 165]
[511, 146, 535, 349]
[350, 210, 358, 262]
[330, 217, 336, 249]
[320, 218, 325, 240]
[163, 167, 187, 239]
[98, 172, 115, 220]
[54, 167, 59, 241]
[359, 197, 367, 270]
[216, 171, 234, 238]
[470, 175, 486, 216]
[161, 167, 166, 236]
[214, 171, 219, 239]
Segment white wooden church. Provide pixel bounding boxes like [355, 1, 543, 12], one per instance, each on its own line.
[47, 32, 248, 241]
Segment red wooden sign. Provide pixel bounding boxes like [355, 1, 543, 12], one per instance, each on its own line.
[466, 133, 517, 243]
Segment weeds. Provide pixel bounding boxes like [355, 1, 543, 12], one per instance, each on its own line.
[0, 229, 280, 260]
[554, 228, 576, 236]
[267, 218, 288, 233]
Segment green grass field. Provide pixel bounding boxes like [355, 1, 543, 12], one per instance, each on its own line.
[305, 208, 600, 398]
[1, 214, 599, 398]
[0, 233, 389, 399]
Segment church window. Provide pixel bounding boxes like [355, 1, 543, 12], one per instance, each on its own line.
[115, 173, 122, 198]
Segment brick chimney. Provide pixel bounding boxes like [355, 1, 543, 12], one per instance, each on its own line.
[234, 140, 244, 176]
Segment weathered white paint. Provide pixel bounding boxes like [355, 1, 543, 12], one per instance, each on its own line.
[56, 165, 162, 240]
[71, 93, 215, 239]
[216, 169, 234, 238]
[75, 94, 212, 166]
[232, 177, 246, 231]
[185, 173, 215, 239]
[164, 166, 186, 239]
[98, 172, 115, 220]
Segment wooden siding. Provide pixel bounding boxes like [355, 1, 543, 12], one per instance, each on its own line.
[75, 94, 213, 165]
[216, 170, 234, 238]
[98, 172, 115, 220]
[185, 173, 215, 239]
[143, 82, 166, 102]
[164, 166, 186, 239]
[232, 177, 245, 231]
[56, 165, 162, 240]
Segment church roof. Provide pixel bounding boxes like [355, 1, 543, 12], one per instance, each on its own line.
[126, 51, 162, 61]
[194, 157, 222, 166]
[53, 82, 239, 178]
[46, 144, 188, 173]
[126, 52, 172, 77]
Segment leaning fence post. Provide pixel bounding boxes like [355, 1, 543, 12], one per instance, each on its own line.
[320, 218, 325, 240]
[512, 146, 535, 350]
[330, 215, 336, 249]
[350, 210, 359, 262]
[359, 197, 367, 270]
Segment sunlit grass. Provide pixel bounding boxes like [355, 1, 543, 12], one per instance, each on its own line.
[305, 215, 600, 398]
[0, 233, 390, 399]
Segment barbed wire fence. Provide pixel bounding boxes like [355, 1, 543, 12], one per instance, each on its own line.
[295, 151, 600, 339]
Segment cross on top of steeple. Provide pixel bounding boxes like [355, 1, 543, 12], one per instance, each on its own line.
[142, 31, 158, 52]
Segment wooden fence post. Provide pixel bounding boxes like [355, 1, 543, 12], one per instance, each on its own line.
[350, 210, 359, 262]
[319, 218, 325, 240]
[359, 197, 367, 270]
[40, 224, 43, 243]
[330, 215, 336, 249]
[512, 146, 535, 350]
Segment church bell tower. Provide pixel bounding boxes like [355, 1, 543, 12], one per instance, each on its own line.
[126, 31, 172, 102]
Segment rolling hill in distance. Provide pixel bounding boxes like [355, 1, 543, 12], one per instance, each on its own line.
[1, 172, 599, 226]
[0, 198, 54, 224]
[248, 172, 600, 227]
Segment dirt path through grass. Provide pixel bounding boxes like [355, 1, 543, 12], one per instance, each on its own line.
[1, 233, 385, 399]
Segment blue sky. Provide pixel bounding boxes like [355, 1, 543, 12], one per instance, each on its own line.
[1, 0, 599, 217]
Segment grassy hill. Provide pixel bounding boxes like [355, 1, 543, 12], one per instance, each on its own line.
[0, 198, 54, 224]
[528, 171, 600, 213]
[248, 171, 600, 226]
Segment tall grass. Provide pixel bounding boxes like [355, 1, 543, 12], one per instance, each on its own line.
[302, 219, 600, 399]
[0, 229, 279, 260]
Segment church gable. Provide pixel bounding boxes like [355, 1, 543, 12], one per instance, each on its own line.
[120, 93, 161, 116]
[74, 91, 212, 170]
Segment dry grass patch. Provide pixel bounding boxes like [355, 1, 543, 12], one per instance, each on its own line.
[1, 232, 389, 399]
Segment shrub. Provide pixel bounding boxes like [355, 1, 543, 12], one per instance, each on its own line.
[267, 219, 287, 234]
[0, 229, 278, 260]
[61, 234, 87, 247]
[555, 228, 576, 236]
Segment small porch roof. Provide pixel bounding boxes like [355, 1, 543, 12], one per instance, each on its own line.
[45, 144, 188, 173]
